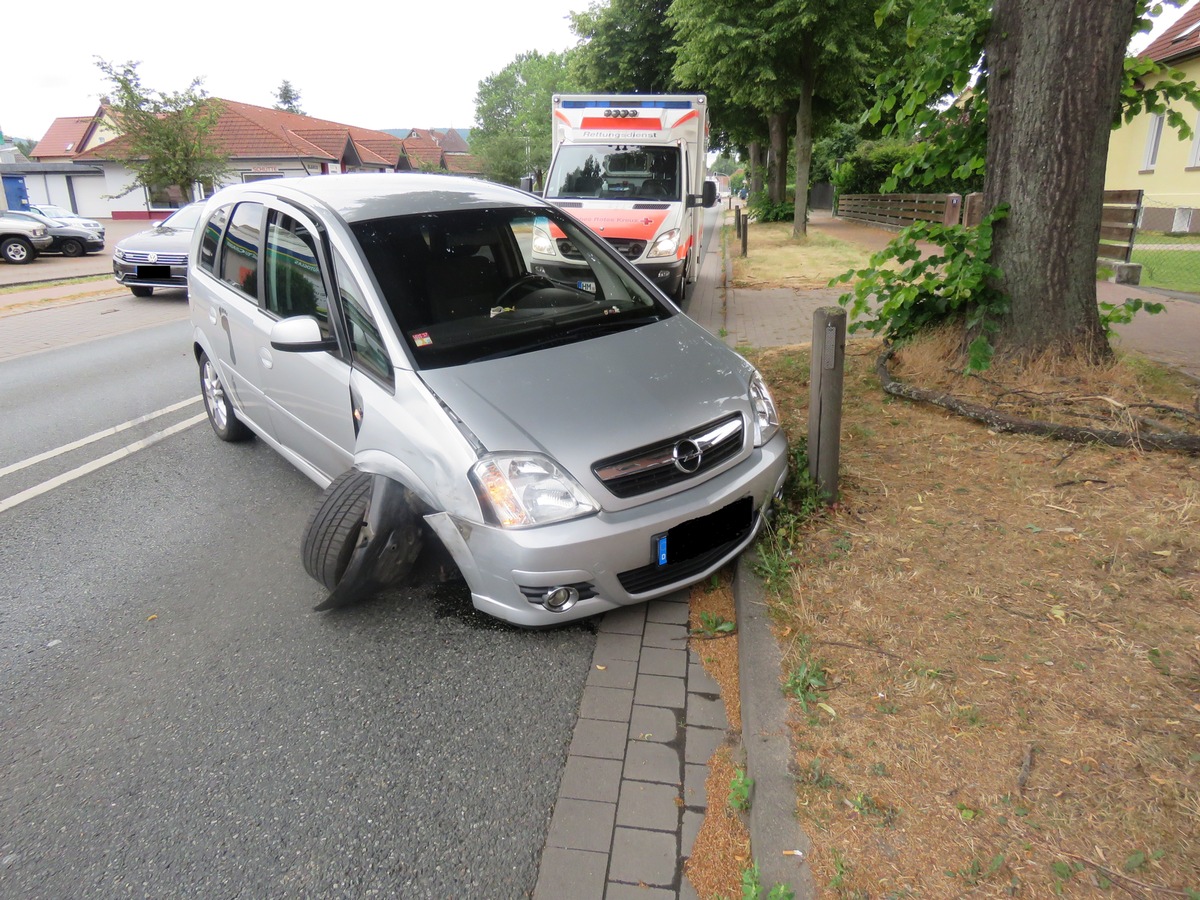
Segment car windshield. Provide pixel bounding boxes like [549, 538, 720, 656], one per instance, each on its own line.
[159, 204, 202, 230]
[545, 145, 682, 201]
[351, 205, 673, 370]
[38, 205, 73, 218]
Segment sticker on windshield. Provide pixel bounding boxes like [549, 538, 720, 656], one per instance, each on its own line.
[412, 332, 433, 348]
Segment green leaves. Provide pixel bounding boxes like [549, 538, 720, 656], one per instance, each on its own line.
[831, 205, 1009, 370]
[96, 58, 230, 202]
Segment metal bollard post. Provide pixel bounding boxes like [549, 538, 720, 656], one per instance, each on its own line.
[808, 308, 846, 503]
[735, 206, 741, 238]
[740, 217, 748, 257]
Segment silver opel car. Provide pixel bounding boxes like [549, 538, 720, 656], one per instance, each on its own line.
[187, 174, 788, 626]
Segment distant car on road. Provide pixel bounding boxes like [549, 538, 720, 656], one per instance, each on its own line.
[28, 203, 106, 240]
[0, 211, 54, 264]
[113, 202, 203, 296]
[2, 209, 105, 257]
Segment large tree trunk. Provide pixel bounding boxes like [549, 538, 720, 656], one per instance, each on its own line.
[767, 112, 788, 204]
[792, 73, 815, 238]
[749, 142, 765, 194]
[984, 0, 1137, 362]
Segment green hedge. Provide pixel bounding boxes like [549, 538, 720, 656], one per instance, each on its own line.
[832, 139, 983, 197]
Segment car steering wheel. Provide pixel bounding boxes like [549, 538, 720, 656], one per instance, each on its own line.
[495, 274, 555, 307]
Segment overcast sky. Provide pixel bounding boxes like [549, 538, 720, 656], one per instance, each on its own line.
[3, 2, 1191, 144]
[1, 0, 583, 142]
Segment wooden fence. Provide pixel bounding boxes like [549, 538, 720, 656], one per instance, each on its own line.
[835, 193, 963, 229]
[838, 189, 1144, 270]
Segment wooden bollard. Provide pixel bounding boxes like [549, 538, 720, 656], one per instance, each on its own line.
[808, 308, 846, 503]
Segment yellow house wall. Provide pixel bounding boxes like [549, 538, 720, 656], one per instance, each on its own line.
[1105, 55, 1200, 209]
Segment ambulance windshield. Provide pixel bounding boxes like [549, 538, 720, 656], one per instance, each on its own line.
[545, 145, 681, 202]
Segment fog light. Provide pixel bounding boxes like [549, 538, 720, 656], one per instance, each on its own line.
[543, 586, 579, 611]
[656, 270, 671, 280]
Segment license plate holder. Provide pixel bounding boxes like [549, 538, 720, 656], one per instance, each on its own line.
[654, 496, 753, 567]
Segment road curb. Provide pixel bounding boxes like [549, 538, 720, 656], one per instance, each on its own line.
[734, 553, 815, 898]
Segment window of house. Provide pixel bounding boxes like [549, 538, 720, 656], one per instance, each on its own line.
[147, 184, 191, 209]
[264, 212, 331, 336]
[334, 251, 393, 387]
[1143, 113, 1166, 171]
[219, 202, 264, 301]
[1189, 112, 1200, 168]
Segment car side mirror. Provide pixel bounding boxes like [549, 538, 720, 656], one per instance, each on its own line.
[270, 316, 339, 353]
[688, 181, 719, 209]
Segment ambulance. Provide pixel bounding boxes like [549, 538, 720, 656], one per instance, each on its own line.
[537, 94, 716, 302]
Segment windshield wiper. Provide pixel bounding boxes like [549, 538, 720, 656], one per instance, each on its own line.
[470, 314, 664, 362]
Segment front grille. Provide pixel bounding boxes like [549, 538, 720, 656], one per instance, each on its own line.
[605, 238, 646, 260]
[121, 250, 187, 265]
[593, 414, 744, 499]
[556, 236, 648, 263]
[618, 498, 756, 594]
[632, 204, 670, 210]
[556, 238, 584, 261]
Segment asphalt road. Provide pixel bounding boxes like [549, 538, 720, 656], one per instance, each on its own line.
[0, 317, 598, 899]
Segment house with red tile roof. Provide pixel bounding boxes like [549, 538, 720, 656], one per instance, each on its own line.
[1106, 0, 1200, 231]
[22, 99, 481, 219]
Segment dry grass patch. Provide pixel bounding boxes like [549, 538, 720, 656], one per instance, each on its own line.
[685, 570, 750, 898]
[730, 222, 870, 291]
[748, 334, 1200, 898]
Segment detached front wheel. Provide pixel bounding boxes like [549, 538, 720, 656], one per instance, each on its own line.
[303, 471, 424, 610]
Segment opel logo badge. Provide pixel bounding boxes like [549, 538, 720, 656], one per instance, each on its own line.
[672, 439, 703, 474]
[148, 252, 158, 263]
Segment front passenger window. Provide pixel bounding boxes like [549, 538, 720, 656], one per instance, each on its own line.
[265, 212, 332, 338]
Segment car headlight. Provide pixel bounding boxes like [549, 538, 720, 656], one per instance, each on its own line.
[532, 225, 556, 256]
[470, 453, 598, 527]
[647, 229, 680, 259]
[114, 247, 126, 260]
[750, 371, 780, 446]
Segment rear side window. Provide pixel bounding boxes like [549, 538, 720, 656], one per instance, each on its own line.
[219, 202, 263, 301]
[197, 205, 230, 274]
[264, 212, 331, 337]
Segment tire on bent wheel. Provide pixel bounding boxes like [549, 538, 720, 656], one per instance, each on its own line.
[303, 470, 424, 610]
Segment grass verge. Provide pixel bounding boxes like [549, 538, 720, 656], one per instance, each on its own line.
[751, 335, 1200, 897]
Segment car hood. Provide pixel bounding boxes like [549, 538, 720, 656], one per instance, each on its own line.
[118, 225, 194, 251]
[418, 315, 755, 506]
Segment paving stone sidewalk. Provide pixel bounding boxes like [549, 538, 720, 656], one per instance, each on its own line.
[533, 592, 728, 899]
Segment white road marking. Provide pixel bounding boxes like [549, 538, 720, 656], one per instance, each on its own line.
[0, 396, 203, 479]
[0, 412, 208, 514]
